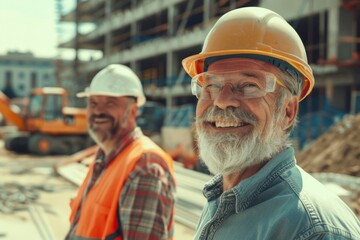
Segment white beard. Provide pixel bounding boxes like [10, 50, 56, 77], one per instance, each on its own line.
[196, 108, 285, 176]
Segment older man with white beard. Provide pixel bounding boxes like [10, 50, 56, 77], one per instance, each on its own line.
[182, 7, 360, 240]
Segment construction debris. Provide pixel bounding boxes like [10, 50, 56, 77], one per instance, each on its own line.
[296, 114, 360, 176]
[0, 182, 58, 214]
[0, 182, 39, 214]
[0, 143, 79, 239]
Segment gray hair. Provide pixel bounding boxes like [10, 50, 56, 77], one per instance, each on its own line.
[274, 69, 304, 136]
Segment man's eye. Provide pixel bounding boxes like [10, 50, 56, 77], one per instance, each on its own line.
[245, 83, 259, 88]
[240, 82, 261, 89]
[89, 102, 97, 108]
[205, 84, 221, 90]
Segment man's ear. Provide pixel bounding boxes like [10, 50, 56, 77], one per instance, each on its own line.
[282, 95, 299, 131]
[131, 104, 139, 118]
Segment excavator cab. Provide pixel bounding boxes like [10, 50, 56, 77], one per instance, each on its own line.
[26, 88, 67, 132]
[33, 88, 64, 119]
[1, 87, 92, 155]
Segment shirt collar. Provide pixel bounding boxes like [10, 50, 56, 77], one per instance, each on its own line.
[95, 127, 144, 167]
[203, 147, 296, 207]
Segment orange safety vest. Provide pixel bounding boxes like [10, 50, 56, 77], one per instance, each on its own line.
[69, 136, 175, 240]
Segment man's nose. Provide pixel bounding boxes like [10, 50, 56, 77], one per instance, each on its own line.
[90, 104, 106, 115]
[213, 84, 241, 109]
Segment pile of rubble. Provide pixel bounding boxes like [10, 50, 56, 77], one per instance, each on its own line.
[0, 182, 52, 214]
[296, 114, 360, 176]
[296, 113, 360, 218]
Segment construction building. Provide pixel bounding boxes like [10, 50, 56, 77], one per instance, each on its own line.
[0, 51, 57, 98]
[58, 0, 360, 149]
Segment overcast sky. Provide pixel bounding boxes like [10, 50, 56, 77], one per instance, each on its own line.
[0, 0, 75, 58]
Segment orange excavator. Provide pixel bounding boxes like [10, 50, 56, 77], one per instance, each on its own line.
[0, 87, 93, 155]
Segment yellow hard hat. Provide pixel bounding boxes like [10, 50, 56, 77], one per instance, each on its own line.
[182, 7, 314, 101]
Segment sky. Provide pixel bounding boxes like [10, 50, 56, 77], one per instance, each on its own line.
[0, 0, 76, 59]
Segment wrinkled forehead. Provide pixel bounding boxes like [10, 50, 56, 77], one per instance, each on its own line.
[88, 95, 125, 102]
[89, 95, 118, 100]
[207, 58, 274, 72]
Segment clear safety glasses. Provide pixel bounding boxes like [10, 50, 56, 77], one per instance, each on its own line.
[191, 70, 286, 100]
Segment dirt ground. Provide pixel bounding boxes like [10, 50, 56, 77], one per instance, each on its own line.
[0, 150, 74, 239]
[0, 140, 194, 240]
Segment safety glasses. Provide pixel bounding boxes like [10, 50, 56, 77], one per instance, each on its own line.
[191, 70, 286, 100]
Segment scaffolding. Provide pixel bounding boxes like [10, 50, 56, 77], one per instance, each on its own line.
[56, 0, 360, 149]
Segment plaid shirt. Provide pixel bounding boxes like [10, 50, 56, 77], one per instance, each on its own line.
[68, 127, 175, 240]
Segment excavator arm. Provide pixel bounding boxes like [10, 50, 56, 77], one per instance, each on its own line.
[0, 91, 26, 131]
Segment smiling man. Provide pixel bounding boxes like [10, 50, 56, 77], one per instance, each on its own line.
[182, 7, 360, 240]
[66, 64, 176, 240]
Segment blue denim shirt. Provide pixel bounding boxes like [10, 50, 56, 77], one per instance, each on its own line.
[194, 147, 360, 240]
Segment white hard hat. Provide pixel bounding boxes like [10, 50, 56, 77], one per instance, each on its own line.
[77, 64, 146, 106]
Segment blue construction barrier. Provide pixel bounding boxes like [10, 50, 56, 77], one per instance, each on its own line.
[142, 74, 191, 88]
[137, 102, 166, 134]
[354, 94, 360, 113]
[292, 95, 347, 149]
[164, 104, 195, 127]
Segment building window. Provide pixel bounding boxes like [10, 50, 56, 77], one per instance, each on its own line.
[18, 72, 25, 79]
[5, 71, 12, 82]
[43, 73, 49, 81]
[31, 72, 37, 88]
[18, 84, 25, 91]
[3, 71, 16, 98]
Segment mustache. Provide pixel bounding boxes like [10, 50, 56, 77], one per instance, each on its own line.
[199, 106, 257, 125]
[89, 113, 114, 122]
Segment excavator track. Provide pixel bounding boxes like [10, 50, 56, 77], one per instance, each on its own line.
[5, 134, 93, 156]
[4, 135, 30, 154]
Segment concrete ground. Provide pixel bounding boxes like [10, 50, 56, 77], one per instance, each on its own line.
[0, 141, 194, 240]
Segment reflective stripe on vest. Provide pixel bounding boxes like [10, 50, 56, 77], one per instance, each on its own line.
[69, 136, 175, 239]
